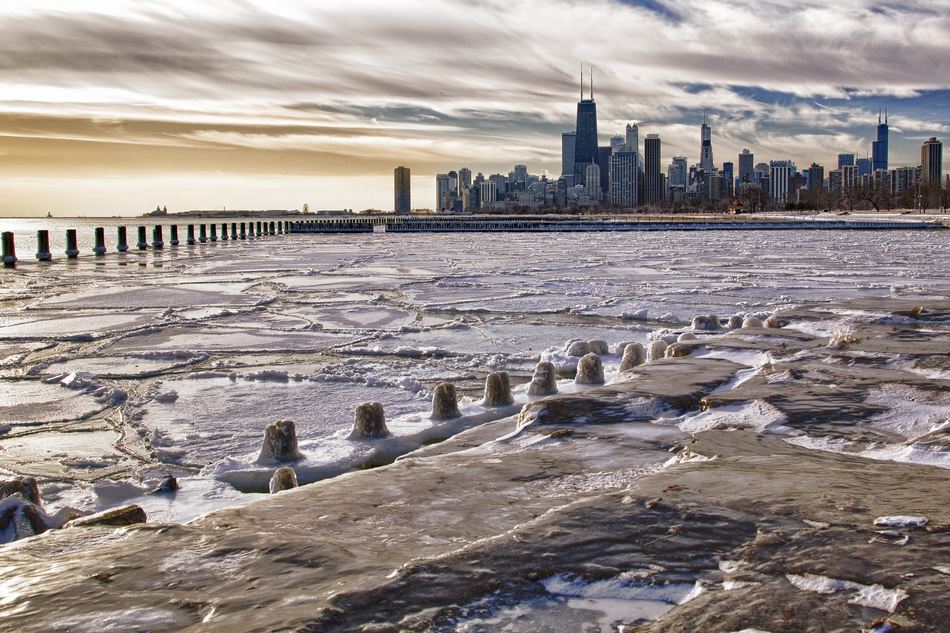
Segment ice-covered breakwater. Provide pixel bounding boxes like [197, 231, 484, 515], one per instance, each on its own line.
[287, 214, 946, 233]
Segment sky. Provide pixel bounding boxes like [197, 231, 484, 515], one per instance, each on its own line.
[0, 0, 948, 216]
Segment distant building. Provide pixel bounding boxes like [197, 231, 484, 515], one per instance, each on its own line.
[513, 164, 528, 191]
[769, 160, 792, 203]
[668, 156, 687, 189]
[807, 163, 825, 191]
[738, 149, 754, 183]
[625, 123, 639, 155]
[394, 166, 411, 213]
[610, 135, 625, 153]
[872, 111, 889, 172]
[561, 132, 576, 187]
[489, 174, 507, 201]
[435, 173, 451, 211]
[700, 115, 714, 171]
[608, 151, 637, 207]
[585, 163, 602, 203]
[574, 78, 598, 185]
[459, 167, 472, 191]
[644, 134, 663, 204]
[722, 161, 734, 198]
[921, 137, 943, 185]
[478, 181, 497, 210]
[856, 157, 872, 178]
[597, 146, 612, 201]
[837, 153, 855, 170]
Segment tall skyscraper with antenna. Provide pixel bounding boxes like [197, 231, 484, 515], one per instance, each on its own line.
[573, 66, 598, 186]
[872, 109, 889, 172]
[700, 111, 714, 171]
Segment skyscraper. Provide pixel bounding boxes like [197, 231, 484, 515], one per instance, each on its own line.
[459, 167, 472, 191]
[478, 181, 497, 210]
[872, 110, 889, 172]
[644, 134, 662, 204]
[597, 146, 612, 201]
[921, 137, 943, 185]
[722, 162, 734, 198]
[856, 157, 872, 178]
[610, 136, 625, 153]
[585, 163, 602, 203]
[561, 132, 576, 186]
[625, 123, 639, 155]
[394, 166, 411, 214]
[738, 149, 754, 183]
[668, 156, 687, 189]
[513, 164, 528, 191]
[700, 113, 714, 171]
[837, 153, 855, 170]
[435, 173, 451, 210]
[807, 163, 825, 191]
[608, 151, 637, 207]
[769, 161, 792, 203]
[574, 71, 598, 185]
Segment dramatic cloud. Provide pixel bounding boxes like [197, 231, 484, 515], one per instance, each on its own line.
[0, 0, 948, 213]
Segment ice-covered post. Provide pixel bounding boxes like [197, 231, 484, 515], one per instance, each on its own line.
[209, 223, 217, 242]
[349, 402, 389, 439]
[220, 222, 228, 241]
[198, 224, 207, 243]
[169, 225, 179, 246]
[65, 229, 79, 258]
[36, 230, 52, 261]
[186, 224, 196, 245]
[93, 227, 107, 256]
[230, 222, 237, 240]
[1, 232, 16, 267]
[240, 222, 247, 240]
[152, 225, 164, 250]
[483, 371, 514, 406]
[431, 383, 462, 420]
[136, 226, 148, 250]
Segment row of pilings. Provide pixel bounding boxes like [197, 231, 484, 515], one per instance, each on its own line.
[2, 220, 290, 267]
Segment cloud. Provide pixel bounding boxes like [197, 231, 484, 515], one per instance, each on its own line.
[0, 0, 948, 213]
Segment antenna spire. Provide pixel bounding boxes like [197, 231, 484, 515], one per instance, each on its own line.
[590, 66, 594, 101]
[580, 64, 583, 101]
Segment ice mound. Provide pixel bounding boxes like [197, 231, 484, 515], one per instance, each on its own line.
[566, 340, 590, 357]
[764, 315, 782, 328]
[0, 476, 41, 506]
[269, 467, 298, 493]
[257, 420, 304, 463]
[691, 314, 721, 331]
[483, 371, 514, 407]
[527, 361, 558, 396]
[620, 342, 645, 371]
[741, 316, 763, 329]
[574, 353, 604, 385]
[665, 343, 691, 358]
[646, 340, 667, 362]
[621, 308, 649, 320]
[430, 382, 462, 420]
[677, 332, 697, 342]
[349, 402, 389, 439]
[587, 340, 609, 356]
[726, 315, 744, 329]
[828, 327, 861, 349]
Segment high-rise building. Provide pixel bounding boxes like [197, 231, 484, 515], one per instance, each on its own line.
[644, 134, 662, 204]
[513, 164, 528, 190]
[738, 149, 754, 183]
[394, 166, 411, 213]
[891, 166, 919, 195]
[769, 161, 792, 203]
[488, 174, 507, 201]
[625, 123, 639, 155]
[478, 181, 497, 210]
[668, 156, 687, 189]
[807, 163, 825, 191]
[608, 151, 637, 207]
[841, 164, 857, 190]
[585, 163, 602, 203]
[700, 114, 714, 171]
[459, 167, 472, 191]
[872, 110, 889, 172]
[436, 173, 451, 210]
[561, 132, 576, 187]
[574, 75, 598, 185]
[837, 153, 855, 170]
[722, 162, 734, 198]
[597, 146, 612, 201]
[921, 137, 943, 185]
[610, 135, 625, 153]
[856, 157, 872, 178]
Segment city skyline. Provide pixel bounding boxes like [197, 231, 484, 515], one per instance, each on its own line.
[1, 0, 949, 215]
